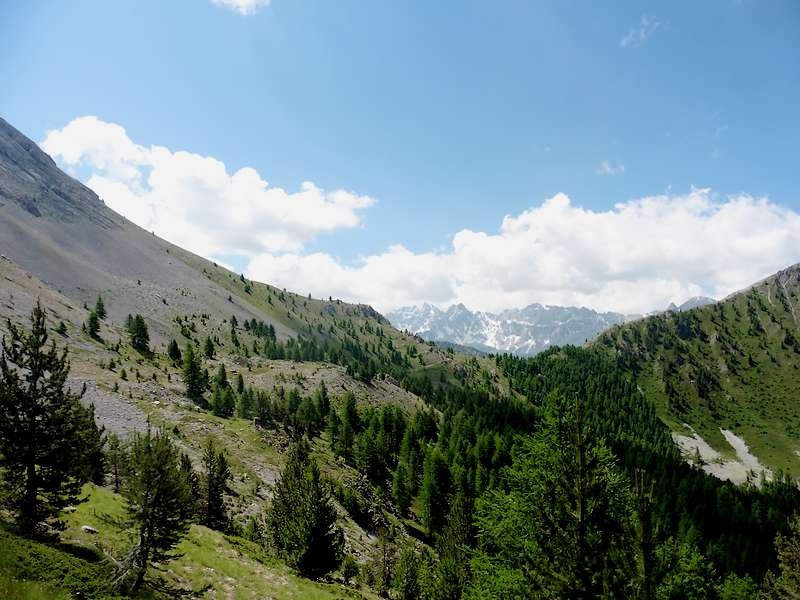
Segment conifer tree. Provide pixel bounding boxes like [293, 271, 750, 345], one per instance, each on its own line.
[214, 363, 228, 390]
[392, 460, 412, 516]
[203, 336, 215, 359]
[199, 438, 231, 530]
[761, 515, 800, 598]
[94, 295, 107, 320]
[179, 453, 199, 516]
[327, 409, 341, 452]
[127, 314, 149, 352]
[420, 447, 451, 536]
[236, 372, 244, 394]
[167, 338, 182, 362]
[0, 301, 101, 531]
[266, 437, 344, 577]
[119, 428, 193, 593]
[106, 433, 128, 493]
[468, 394, 634, 599]
[86, 309, 101, 338]
[182, 343, 204, 401]
[211, 386, 235, 418]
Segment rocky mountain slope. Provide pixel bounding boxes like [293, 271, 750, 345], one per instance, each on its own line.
[0, 117, 499, 598]
[387, 301, 630, 355]
[597, 265, 800, 478]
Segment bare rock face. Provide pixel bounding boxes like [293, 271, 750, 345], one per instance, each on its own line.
[0, 118, 116, 226]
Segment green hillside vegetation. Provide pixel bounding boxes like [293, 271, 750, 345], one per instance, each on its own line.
[596, 265, 800, 475]
[3, 265, 800, 597]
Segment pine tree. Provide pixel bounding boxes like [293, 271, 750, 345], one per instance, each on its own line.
[393, 460, 412, 516]
[0, 301, 101, 531]
[236, 372, 244, 394]
[119, 428, 193, 593]
[127, 314, 149, 352]
[468, 394, 635, 599]
[761, 515, 800, 598]
[203, 336, 215, 359]
[182, 343, 204, 401]
[211, 386, 235, 418]
[214, 363, 228, 389]
[266, 437, 344, 577]
[434, 492, 472, 599]
[106, 433, 128, 493]
[179, 453, 199, 517]
[327, 409, 341, 452]
[167, 338, 182, 362]
[94, 295, 107, 320]
[199, 438, 231, 530]
[86, 310, 101, 338]
[420, 447, 451, 536]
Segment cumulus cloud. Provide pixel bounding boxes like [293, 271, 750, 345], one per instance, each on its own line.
[211, 0, 270, 15]
[246, 190, 800, 315]
[41, 117, 800, 316]
[41, 116, 375, 258]
[596, 160, 625, 176]
[621, 15, 663, 48]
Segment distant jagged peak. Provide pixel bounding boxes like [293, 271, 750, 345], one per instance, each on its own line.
[665, 296, 716, 313]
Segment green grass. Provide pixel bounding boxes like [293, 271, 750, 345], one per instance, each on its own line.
[0, 524, 123, 599]
[53, 483, 375, 599]
[0, 570, 70, 600]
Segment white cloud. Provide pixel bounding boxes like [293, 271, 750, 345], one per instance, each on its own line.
[211, 0, 270, 16]
[246, 190, 800, 315]
[42, 116, 375, 258]
[596, 160, 625, 176]
[621, 15, 663, 48]
[41, 117, 800, 317]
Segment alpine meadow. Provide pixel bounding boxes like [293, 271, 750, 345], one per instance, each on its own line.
[2, 2, 800, 599]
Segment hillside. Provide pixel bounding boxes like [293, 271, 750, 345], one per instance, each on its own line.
[387, 301, 629, 355]
[0, 118, 501, 597]
[597, 264, 800, 478]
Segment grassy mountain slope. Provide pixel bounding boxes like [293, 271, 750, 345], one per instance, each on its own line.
[596, 264, 800, 476]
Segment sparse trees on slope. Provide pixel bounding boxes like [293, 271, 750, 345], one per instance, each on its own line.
[266, 437, 344, 577]
[119, 428, 193, 593]
[0, 301, 102, 532]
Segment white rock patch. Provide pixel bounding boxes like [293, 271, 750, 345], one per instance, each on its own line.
[672, 426, 772, 485]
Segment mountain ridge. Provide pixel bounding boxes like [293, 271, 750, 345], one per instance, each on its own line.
[387, 301, 632, 355]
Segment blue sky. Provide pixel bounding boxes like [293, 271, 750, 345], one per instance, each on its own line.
[2, 0, 800, 313]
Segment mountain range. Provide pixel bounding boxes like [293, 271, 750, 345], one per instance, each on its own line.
[388, 296, 716, 356]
